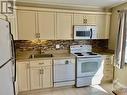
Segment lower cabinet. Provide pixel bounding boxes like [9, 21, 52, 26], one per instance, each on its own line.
[16, 59, 53, 92]
[43, 66, 52, 88]
[16, 61, 30, 92]
[29, 60, 53, 90]
[102, 55, 114, 83]
[30, 66, 52, 90]
[30, 67, 42, 90]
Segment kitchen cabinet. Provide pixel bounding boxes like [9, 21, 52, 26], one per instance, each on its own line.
[37, 11, 55, 40]
[56, 12, 73, 39]
[74, 14, 96, 25]
[96, 14, 110, 39]
[16, 7, 111, 40]
[74, 13, 110, 39]
[16, 61, 30, 92]
[43, 66, 52, 88]
[29, 60, 52, 90]
[30, 67, 42, 90]
[102, 55, 114, 83]
[17, 10, 36, 40]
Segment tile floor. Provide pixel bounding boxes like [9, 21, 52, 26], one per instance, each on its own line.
[19, 83, 114, 95]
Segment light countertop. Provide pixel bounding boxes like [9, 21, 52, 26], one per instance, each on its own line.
[16, 49, 114, 62]
[16, 50, 76, 62]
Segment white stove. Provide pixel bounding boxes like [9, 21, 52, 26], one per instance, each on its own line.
[70, 45, 104, 87]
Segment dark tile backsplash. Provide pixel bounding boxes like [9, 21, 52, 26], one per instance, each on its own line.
[15, 39, 108, 52]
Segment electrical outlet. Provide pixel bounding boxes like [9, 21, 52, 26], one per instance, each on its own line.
[56, 44, 60, 49]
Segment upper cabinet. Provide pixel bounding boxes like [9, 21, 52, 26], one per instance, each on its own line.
[16, 7, 111, 40]
[56, 13, 73, 40]
[96, 14, 110, 39]
[74, 13, 110, 39]
[17, 10, 36, 40]
[37, 11, 55, 40]
[74, 14, 96, 25]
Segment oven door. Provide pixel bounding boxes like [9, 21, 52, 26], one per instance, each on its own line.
[77, 57, 104, 77]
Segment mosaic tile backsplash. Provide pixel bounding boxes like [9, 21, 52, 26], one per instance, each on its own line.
[15, 40, 108, 52]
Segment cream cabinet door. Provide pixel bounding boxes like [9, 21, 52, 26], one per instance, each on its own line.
[30, 67, 42, 90]
[96, 14, 110, 39]
[102, 55, 114, 83]
[38, 11, 55, 40]
[16, 61, 30, 92]
[17, 10, 36, 40]
[42, 66, 53, 88]
[74, 14, 96, 25]
[56, 12, 73, 39]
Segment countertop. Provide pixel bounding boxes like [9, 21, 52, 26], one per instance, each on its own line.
[16, 49, 114, 62]
[16, 50, 76, 62]
[93, 49, 114, 55]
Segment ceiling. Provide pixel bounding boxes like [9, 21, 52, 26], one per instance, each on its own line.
[16, 0, 127, 9]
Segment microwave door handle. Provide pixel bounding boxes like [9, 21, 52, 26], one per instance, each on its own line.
[90, 28, 93, 39]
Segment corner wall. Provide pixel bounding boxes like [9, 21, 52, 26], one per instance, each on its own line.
[109, 2, 127, 88]
[109, 2, 127, 50]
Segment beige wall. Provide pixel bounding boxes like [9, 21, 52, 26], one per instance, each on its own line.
[109, 3, 127, 50]
[109, 2, 127, 87]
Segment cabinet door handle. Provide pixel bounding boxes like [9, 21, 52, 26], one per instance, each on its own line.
[42, 69, 44, 74]
[40, 69, 44, 74]
[83, 18, 87, 24]
[35, 33, 40, 38]
[40, 69, 42, 74]
[39, 63, 44, 65]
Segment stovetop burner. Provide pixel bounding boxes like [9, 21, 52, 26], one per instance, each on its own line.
[74, 53, 84, 56]
[74, 53, 82, 54]
[86, 52, 97, 55]
[77, 54, 84, 56]
[73, 52, 98, 57]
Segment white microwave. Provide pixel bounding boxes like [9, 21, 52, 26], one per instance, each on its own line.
[74, 25, 97, 39]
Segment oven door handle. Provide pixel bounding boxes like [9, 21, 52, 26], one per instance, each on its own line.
[77, 57, 102, 61]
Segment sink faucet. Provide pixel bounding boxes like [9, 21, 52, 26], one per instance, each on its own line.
[38, 46, 45, 54]
[32, 45, 45, 55]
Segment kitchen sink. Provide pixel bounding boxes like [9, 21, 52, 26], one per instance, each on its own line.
[29, 54, 53, 58]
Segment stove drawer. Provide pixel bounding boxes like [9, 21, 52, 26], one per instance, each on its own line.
[76, 75, 103, 87]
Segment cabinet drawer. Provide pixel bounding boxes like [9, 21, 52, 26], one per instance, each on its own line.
[104, 64, 113, 68]
[30, 60, 52, 67]
[103, 55, 114, 65]
[104, 69, 113, 74]
[102, 76, 113, 81]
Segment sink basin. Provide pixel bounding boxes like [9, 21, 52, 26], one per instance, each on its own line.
[29, 54, 53, 58]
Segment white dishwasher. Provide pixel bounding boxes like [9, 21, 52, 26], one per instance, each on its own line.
[53, 59, 75, 87]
